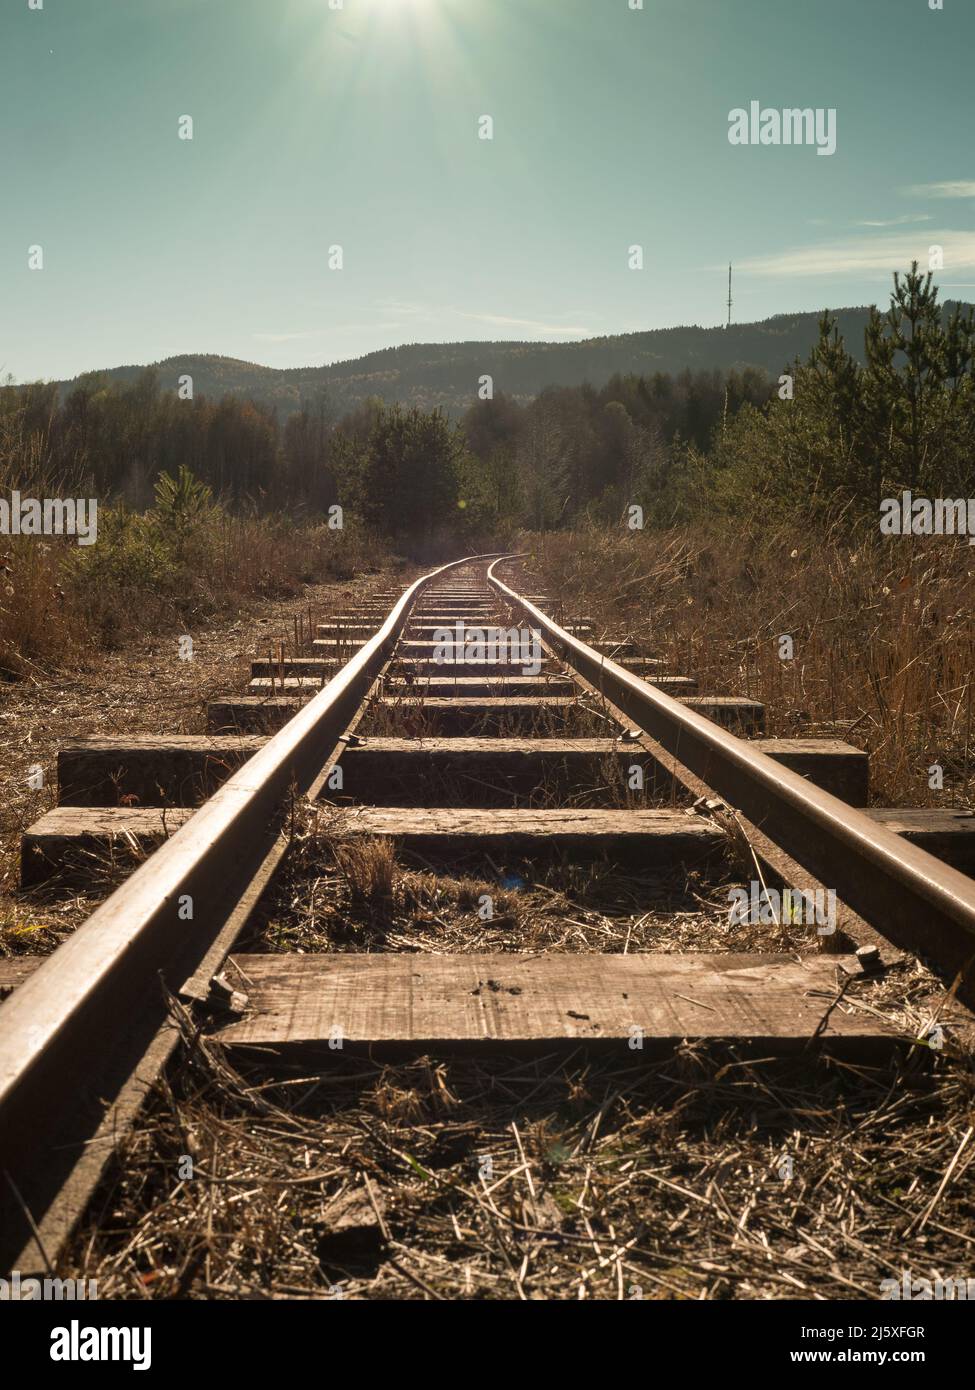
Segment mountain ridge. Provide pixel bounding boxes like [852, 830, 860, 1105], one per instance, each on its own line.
[49, 303, 973, 419]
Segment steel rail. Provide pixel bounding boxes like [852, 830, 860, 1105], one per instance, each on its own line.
[488, 557, 975, 999]
[0, 552, 499, 1271]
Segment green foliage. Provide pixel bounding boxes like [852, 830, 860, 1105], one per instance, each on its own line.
[690, 266, 975, 528]
[152, 467, 211, 530]
[863, 265, 975, 493]
[152, 464, 213, 558]
[63, 506, 186, 644]
[333, 404, 471, 554]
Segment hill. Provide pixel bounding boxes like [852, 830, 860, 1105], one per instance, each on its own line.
[53, 303, 973, 418]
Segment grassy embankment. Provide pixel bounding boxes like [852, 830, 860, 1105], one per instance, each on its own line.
[528, 524, 975, 809]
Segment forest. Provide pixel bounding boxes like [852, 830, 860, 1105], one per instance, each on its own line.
[4, 264, 974, 547]
[44, 301, 967, 422]
[2, 265, 973, 673]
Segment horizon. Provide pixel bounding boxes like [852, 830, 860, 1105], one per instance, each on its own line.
[34, 296, 975, 388]
[3, 0, 974, 383]
[38, 301, 863, 383]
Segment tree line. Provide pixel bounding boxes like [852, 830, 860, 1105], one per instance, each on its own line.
[3, 266, 972, 553]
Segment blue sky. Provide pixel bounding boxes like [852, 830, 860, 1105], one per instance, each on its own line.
[2, 0, 973, 382]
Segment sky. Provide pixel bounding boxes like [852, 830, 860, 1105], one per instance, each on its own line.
[2, 0, 973, 382]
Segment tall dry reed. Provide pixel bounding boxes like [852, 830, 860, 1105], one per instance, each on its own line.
[528, 524, 975, 807]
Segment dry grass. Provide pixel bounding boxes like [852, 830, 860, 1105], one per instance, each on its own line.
[0, 511, 389, 680]
[525, 525, 975, 807]
[64, 984, 975, 1300]
[0, 569, 412, 959]
[333, 838, 398, 907]
[246, 809, 806, 959]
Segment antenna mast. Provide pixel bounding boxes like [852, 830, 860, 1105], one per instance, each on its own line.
[726, 263, 733, 329]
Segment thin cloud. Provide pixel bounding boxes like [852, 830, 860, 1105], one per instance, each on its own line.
[737, 230, 975, 278]
[901, 180, 975, 199]
[376, 300, 590, 337]
[457, 311, 588, 335]
[374, 299, 438, 320]
[252, 329, 329, 343]
[855, 214, 932, 227]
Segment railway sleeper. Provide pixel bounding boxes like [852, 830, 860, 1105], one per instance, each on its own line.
[54, 734, 868, 808]
[314, 623, 595, 639]
[365, 696, 606, 736]
[208, 694, 763, 738]
[309, 636, 636, 658]
[23, 803, 975, 888]
[56, 734, 267, 807]
[319, 737, 867, 807]
[21, 805, 725, 885]
[250, 657, 567, 680]
[204, 952, 898, 1057]
[680, 696, 766, 732]
[207, 694, 308, 733]
[252, 675, 582, 697]
[216, 689, 752, 735]
[377, 674, 697, 696]
[367, 694, 767, 736]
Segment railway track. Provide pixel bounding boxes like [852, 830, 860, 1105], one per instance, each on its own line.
[2, 552, 975, 1284]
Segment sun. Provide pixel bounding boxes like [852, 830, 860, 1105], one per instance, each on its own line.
[350, 0, 437, 22]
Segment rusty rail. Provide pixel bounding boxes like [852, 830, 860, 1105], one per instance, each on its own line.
[488, 557, 975, 998]
[0, 553, 500, 1272]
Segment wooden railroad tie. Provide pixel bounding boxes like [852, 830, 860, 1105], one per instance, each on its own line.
[21, 802, 975, 885]
[53, 733, 870, 807]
